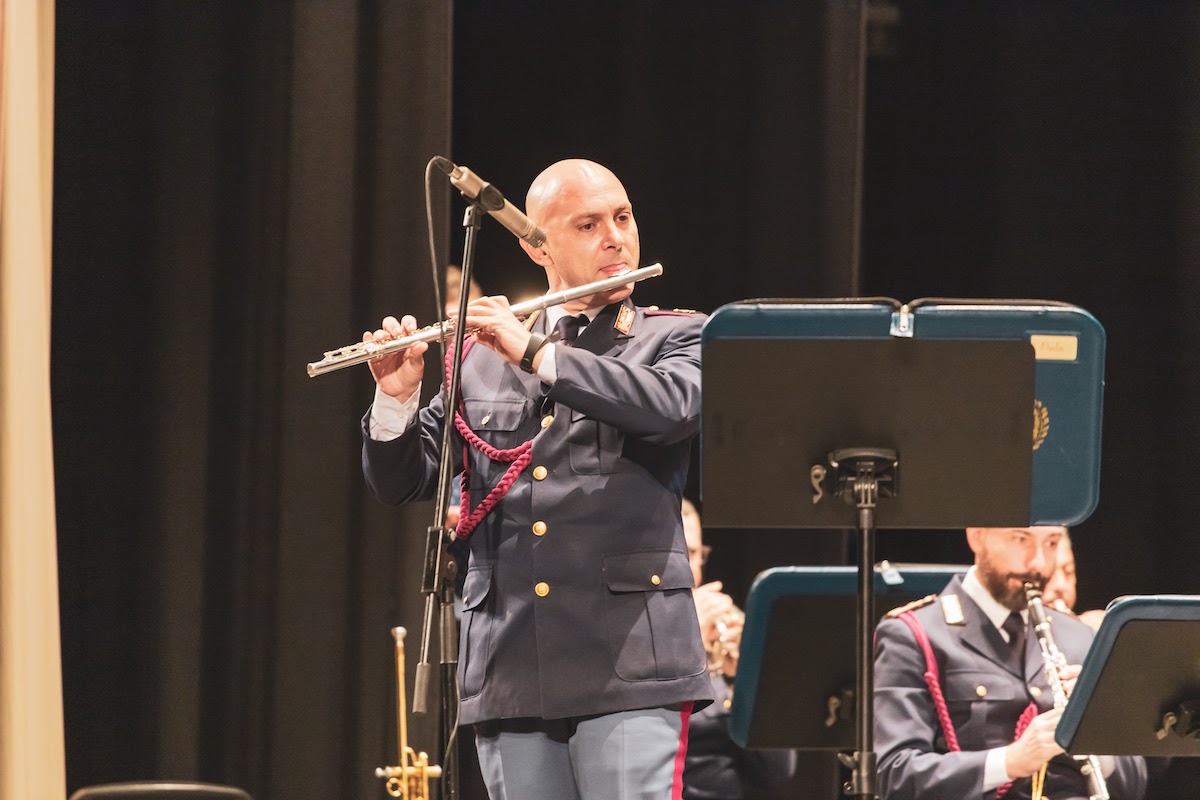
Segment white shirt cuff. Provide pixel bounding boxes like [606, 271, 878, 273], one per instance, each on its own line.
[984, 747, 1011, 792]
[368, 384, 421, 441]
[535, 342, 558, 384]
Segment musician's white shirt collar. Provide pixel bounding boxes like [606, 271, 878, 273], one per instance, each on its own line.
[544, 304, 602, 330]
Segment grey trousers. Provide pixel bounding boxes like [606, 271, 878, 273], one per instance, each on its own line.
[474, 704, 693, 800]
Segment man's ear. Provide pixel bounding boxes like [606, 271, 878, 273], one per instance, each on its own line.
[520, 238, 553, 268]
[965, 527, 985, 555]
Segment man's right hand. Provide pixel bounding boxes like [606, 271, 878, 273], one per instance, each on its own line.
[1005, 707, 1066, 779]
[364, 314, 427, 400]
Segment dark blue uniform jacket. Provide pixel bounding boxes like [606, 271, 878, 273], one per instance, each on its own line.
[362, 298, 713, 725]
[874, 575, 1147, 800]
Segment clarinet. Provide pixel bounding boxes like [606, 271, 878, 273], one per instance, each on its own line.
[1023, 582, 1110, 800]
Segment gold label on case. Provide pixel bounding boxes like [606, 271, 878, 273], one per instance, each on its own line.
[1029, 334, 1078, 361]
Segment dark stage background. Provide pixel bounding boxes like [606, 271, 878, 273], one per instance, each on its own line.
[53, 2, 1200, 799]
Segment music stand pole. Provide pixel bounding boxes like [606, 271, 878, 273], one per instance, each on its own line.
[411, 201, 485, 800]
[830, 448, 896, 800]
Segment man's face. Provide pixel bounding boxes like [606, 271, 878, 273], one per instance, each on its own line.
[1042, 536, 1077, 611]
[523, 162, 640, 309]
[968, 526, 1066, 610]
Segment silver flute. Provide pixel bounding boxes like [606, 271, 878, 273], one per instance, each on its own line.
[1023, 582, 1110, 800]
[306, 263, 663, 377]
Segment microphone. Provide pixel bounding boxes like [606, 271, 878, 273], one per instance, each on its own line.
[433, 157, 547, 247]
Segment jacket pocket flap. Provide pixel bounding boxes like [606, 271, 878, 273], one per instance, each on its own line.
[464, 399, 526, 431]
[461, 565, 494, 611]
[603, 550, 693, 593]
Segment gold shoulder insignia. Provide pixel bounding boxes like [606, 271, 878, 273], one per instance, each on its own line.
[885, 594, 936, 618]
[672, 308, 698, 314]
[940, 594, 965, 625]
[523, 309, 543, 331]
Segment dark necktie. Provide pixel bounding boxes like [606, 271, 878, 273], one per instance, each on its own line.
[553, 313, 588, 345]
[1002, 611, 1027, 666]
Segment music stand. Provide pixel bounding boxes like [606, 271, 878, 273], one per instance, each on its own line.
[1056, 595, 1200, 757]
[703, 337, 1033, 797]
[700, 299, 1073, 798]
[730, 563, 969, 751]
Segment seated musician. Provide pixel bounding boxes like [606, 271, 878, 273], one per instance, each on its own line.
[873, 526, 1147, 799]
[1041, 529, 1106, 631]
[680, 499, 797, 799]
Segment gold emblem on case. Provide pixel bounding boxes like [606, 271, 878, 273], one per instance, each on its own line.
[1033, 400, 1050, 451]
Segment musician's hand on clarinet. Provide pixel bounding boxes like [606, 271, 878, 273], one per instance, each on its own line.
[456, 296, 534, 367]
[1059, 663, 1081, 698]
[364, 315, 427, 400]
[1005, 707, 1066, 778]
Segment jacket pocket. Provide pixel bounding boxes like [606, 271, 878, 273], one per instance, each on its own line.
[568, 408, 625, 474]
[943, 669, 1023, 748]
[459, 565, 495, 698]
[602, 549, 705, 681]
[462, 398, 529, 452]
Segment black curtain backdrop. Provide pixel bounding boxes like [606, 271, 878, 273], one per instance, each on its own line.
[54, 3, 452, 799]
[53, 2, 1200, 799]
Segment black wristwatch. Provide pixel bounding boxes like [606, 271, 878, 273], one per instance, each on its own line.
[520, 332, 552, 373]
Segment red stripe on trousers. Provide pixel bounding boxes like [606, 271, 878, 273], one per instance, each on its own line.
[672, 701, 694, 800]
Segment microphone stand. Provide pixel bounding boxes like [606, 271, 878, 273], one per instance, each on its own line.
[412, 200, 486, 800]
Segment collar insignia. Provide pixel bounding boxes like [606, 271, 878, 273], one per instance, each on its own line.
[941, 594, 965, 625]
[615, 304, 635, 335]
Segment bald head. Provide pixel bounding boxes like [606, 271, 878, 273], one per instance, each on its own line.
[526, 159, 624, 225]
[519, 158, 640, 306]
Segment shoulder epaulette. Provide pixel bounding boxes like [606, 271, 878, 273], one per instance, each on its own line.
[885, 594, 937, 618]
[643, 307, 696, 317]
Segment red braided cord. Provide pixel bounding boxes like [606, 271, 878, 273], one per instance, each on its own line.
[444, 336, 535, 540]
[897, 612, 961, 752]
[896, 611, 1046, 799]
[994, 702, 1040, 800]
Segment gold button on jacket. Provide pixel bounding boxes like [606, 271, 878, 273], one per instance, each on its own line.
[534, 581, 550, 597]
